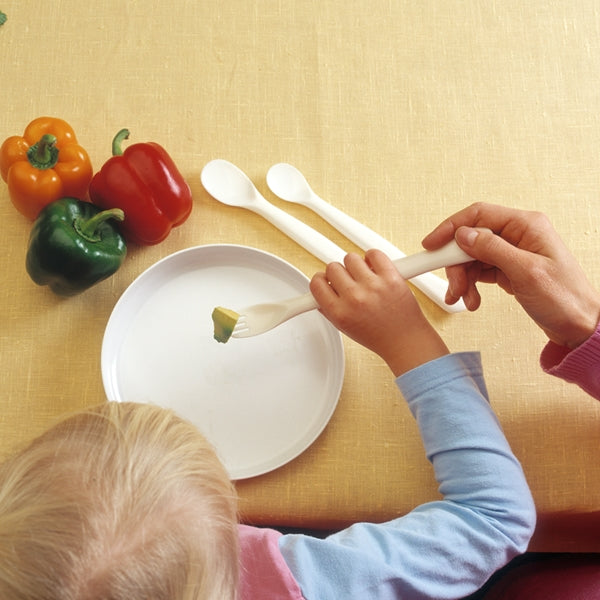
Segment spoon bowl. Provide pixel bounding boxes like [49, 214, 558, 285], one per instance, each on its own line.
[266, 163, 315, 205]
[200, 159, 263, 208]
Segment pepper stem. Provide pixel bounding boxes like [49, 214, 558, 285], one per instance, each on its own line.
[27, 134, 59, 170]
[75, 208, 125, 242]
[112, 128, 130, 156]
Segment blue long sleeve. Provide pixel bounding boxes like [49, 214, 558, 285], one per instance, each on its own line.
[278, 352, 536, 600]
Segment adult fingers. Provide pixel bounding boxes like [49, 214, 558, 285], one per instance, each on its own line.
[422, 202, 533, 250]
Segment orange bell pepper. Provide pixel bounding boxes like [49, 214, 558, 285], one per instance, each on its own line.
[0, 117, 93, 220]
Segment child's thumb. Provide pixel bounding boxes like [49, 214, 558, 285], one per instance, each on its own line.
[455, 226, 518, 272]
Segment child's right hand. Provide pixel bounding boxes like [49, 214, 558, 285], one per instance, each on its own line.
[422, 202, 600, 348]
[310, 249, 449, 376]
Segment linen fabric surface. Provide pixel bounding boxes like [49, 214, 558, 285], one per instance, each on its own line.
[1, 2, 599, 551]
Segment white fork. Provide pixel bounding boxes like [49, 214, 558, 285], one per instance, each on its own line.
[232, 239, 473, 338]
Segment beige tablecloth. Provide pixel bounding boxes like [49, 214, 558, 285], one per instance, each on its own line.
[1, 1, 600, 551]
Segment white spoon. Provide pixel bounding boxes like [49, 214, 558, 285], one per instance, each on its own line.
[201, 159, 347, 264]
[266, 162, 465, 313]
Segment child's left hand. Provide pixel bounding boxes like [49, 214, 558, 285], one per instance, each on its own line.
[310, 249, 449, 376]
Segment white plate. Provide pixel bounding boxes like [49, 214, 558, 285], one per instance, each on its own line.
[101, 245, 344, 479]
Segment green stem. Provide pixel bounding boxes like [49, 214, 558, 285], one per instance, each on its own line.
[75, 208, 125, 242]
[27, 134, 59, 169]
[112, 128, 130, 156]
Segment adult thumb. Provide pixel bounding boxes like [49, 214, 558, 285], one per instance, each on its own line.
[455, 226, 521, 273]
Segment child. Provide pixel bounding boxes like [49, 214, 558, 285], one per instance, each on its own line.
[0, 248, 536, 600]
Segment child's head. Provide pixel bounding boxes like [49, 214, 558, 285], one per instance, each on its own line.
[0, 402, 239, 600]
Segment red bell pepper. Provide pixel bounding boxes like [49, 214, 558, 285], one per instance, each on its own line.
[89, 129, 193, 245]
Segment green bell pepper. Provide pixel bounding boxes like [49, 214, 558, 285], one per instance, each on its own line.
[26, 197, 127, 296]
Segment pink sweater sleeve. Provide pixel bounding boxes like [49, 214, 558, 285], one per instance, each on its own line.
[540, 323, 600, 400]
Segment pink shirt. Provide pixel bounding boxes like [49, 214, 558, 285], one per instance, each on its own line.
[540, 323, 600, 400]
[238, 525, 305, 600]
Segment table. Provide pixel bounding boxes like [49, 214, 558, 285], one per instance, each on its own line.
[1, 1, 599, 552]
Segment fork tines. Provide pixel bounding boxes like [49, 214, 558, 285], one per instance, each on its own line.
[231, 318, 249, 338]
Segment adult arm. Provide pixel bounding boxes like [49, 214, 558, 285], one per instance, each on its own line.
[540, 322, 600, 400]
[423, 202, 600, 399]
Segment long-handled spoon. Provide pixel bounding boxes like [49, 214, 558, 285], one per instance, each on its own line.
[266, 162, 465, 313]
[201, 159, 347, 264]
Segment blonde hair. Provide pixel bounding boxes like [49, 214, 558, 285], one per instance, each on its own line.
[0, 402, 239, 600]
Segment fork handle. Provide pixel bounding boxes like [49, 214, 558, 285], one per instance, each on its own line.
[301, 240, 471, 316]
[282, 292, 319, 319]
[393, 239, 474, 279]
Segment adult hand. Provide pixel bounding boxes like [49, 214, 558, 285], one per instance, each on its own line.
[422, 202, 600, 348]
[310, 249, 448, 376]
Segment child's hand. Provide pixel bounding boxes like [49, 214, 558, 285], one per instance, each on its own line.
[422, 202, 600, 348]
[310, 249, 449, 376]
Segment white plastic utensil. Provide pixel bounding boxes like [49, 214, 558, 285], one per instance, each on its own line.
[232, 239, 473, 338]
[201, 159, 347, 264]
[266, 162, 465, 313]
